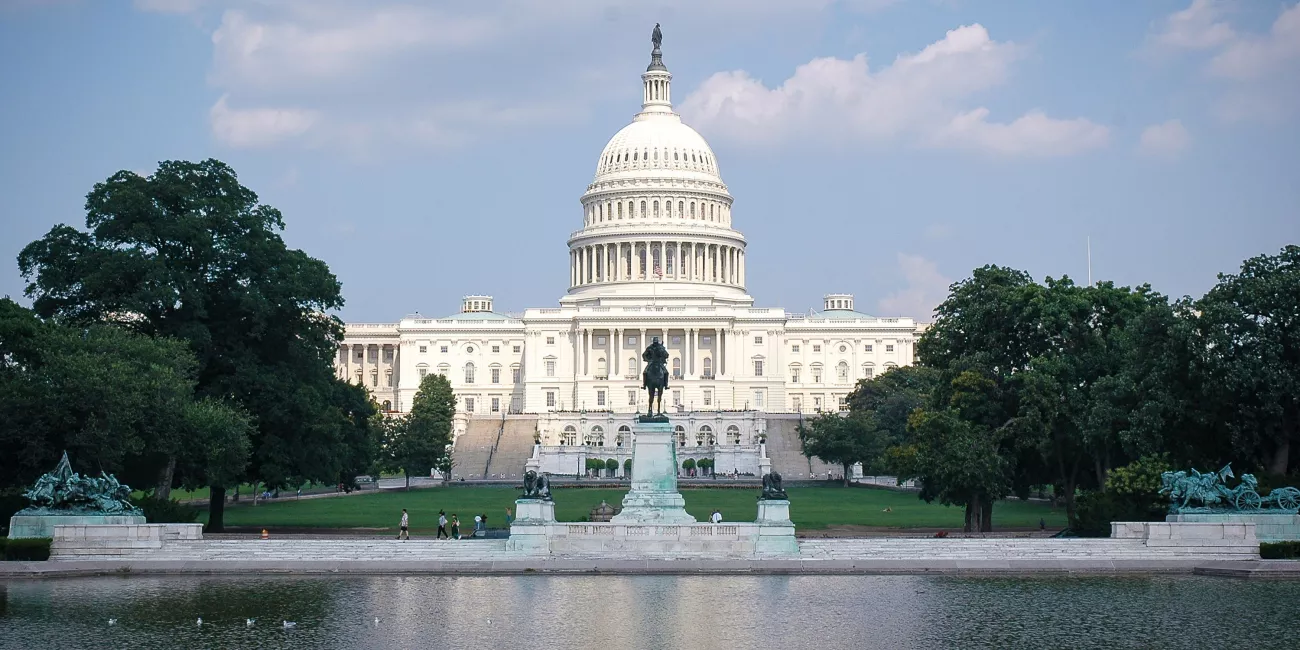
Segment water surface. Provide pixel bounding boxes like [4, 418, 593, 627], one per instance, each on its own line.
[2, 574, 1296, 649]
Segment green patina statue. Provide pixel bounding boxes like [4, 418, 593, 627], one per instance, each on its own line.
[1160, 464, 1300, 514]
[640, 338, 670, 422]
[18, 451, 140, 516]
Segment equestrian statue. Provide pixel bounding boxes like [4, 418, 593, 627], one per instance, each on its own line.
[641, 338, 670, 420]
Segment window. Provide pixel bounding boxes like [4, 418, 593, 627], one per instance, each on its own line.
[492, 345, 500, 353]
[628, 358, 638, 376]
[728, 425, 741, 445]
[863, 364, 874, 379]
[440, 346, 448, 353]
[371, 371, 378, 387]
[754, 336, 763, 344]
[419, 346, 427, 353]
[491, 397, 500, 413]
[703, 358, 713, 377]
[513, 345, 521, 353]
[792, 396, 802, 411]
[562, 424, 576, 445]
[672, 390, 681, 407]
[617, 425, 630, 447]
[597, 390, 606, 407]
[754, 391, 764, 408]
[586, 426, 604, 447]
[438, 363, 450, 376]
[386, 372, 393, 387]
[512, 366, 521, 383]
[629, 390, 638, 406]
[838, 395, 849, 411]
[813, 396, 822, 410]
[464, 363, 476, 384]
[384, 349, 393, 361]
[699, 425, 714, 445]
[791, 367, 801, 383]
[545, 360, 556, 377]
[812, 364, 823, 383]
[382, 400, 392, 411]
[627, 336, 637, 345]
[702, 336, 712, 345]
[703, 389, 713, 406]
[418, 365, 429, 379]
[812, 345, 821, 352]
[466, 346, 474, 354]
[596, 336, 606, 345]
[865, 344, 874, 352]
[675, 425, 687, 447]
[672, 357, 681, 378]
[837, 361, 849, 382]
[465, 397, 475, 413]
[491, 367, 500, 384]
[754, 360, 764, 377]
[355, 350, 363, 360]
[791, 344, 800, 353]
[839, 345, 847, 353]
[546, 337, 555, 345]
[547, 392, 557, 408]
[886, 344, 895, 353]
[671, 336, 681, 344]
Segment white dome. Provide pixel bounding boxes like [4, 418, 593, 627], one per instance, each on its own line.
[592, 114, 723, 185]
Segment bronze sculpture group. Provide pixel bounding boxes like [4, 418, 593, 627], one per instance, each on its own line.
[19, 452, 139, 515]
[1161, 464, 1300, 514]
[640, 337, 670, 420]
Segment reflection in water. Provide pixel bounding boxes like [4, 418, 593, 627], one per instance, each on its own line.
[1, 574, 1298, 650]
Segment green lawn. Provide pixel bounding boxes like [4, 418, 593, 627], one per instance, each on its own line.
[205, 486, 1066, 532]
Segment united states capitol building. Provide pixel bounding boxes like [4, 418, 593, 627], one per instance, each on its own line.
[336, 37, 925, 479]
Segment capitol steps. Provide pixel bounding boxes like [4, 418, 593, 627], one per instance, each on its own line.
[449, 418, 502, 480]
[481, 417, 538, 481]
[763, 416, 838, 479]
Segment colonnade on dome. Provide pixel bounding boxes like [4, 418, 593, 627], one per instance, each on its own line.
[569, 240, 744, 288]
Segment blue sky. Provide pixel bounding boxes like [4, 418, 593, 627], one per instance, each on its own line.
[1, 0, 1296, 321]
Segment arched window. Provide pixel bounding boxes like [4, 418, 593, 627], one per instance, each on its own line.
[628, 358, 638, 376]
[628, 201, 634, 218]
[812, 363, 823, 383]
[674, 151, 679, 161]
[464, 362, 476, 384]
[727, 424, 741, 444]
[698, 425, 714, 446]
[709, 204, 714, 220]
[596, 357, 608, 377]
[617, 425, 630, 447]
[437, 363, 450, 377]
[640, 200, 646, 218]
[674, 425, 686, 447]
[417, 363, 429, 379]
[690, 202, 696, 218]
[703, 357, 713, 378]
[672, 357, 681, 378]
[789, 363, 801, 383]
[678, 201, 684, 216]
[837, 361, 849, 383]
[382, 400, 392, 412]
[586, 426, 604, 447]
[863, 363, 875, 379]
[562, 425, 577, 446]
[665, 200, 672, 217]
[617, 202, 623, 218]
[653, 200, 660, 217]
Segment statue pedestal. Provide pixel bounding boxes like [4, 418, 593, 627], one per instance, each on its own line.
[756, 499, 792, 525]
[9, 514, 145, 539]
[506, 498, 555, 553]
[611, 421, 695, 524]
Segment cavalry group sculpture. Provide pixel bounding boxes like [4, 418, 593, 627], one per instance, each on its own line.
[1160, 464, 1300, 514]
[19, 451, 140, 516]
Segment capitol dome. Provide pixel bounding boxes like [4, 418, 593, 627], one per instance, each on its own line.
[564, 33, 750, 308]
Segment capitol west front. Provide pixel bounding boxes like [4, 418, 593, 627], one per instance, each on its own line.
[336, 40, 924, 477]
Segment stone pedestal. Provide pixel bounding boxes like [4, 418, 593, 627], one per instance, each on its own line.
[1167, 513, 1300, 542]
[506, 498, 556, 553]
[754, 499, 798, 555]
[757, 499, 792, 525]
[611, 420, 695, 524]
[9, 514, 145, 539]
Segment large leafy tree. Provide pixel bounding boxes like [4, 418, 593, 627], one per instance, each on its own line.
[18, 159, 363, 531]
[390, 373, 456, 489]
[1196, 245, 1300, 476]
[797, 412, 888, 486]
[847, 364, 938, 446]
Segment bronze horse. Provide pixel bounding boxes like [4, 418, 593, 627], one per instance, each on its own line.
[642, 338, 670, 416]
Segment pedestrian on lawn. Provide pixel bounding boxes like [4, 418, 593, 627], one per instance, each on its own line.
[397, 508, 410, 540]
[451, 514, 460, 540]
[436, 510, 449, 540]
[504, 507, 513, 527]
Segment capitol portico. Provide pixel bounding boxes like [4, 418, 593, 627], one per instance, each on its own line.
[335, 34, 925, 476]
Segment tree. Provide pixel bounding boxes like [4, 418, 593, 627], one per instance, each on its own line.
[18, 160, 364, 531]
[1196, 245, 1300, 476]
[899, 408, 1009, 532]
[393, 373, 455, 489]
[797, 412, 888, 486]
[847, 364, 938, 449]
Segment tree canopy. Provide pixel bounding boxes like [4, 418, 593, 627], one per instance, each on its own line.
[386, 373, 456, 489]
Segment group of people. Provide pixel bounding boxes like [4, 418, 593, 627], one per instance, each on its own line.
[396, 507, 515, 540]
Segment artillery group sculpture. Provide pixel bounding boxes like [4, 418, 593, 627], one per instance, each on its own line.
[18, 451, 140, 516]
[1161, 464, 1300, 514]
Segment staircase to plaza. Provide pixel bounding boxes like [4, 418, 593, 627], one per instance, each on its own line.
[763, 415, 838, 479]
[451, 415, 537, 481]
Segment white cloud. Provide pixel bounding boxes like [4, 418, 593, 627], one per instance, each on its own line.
[878, 254, 952, 319]
[209, 95, 316, 148]
[1137, 119, 1191, 157]
[680, 24, 1107, 156]
[1148, 2, 1300, 120]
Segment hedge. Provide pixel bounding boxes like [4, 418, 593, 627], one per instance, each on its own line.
[2, 537, 52, 561]
[1260, 541, 1300, 559]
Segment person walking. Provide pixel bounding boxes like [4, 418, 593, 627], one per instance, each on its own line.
[436, 510, 449, 540]
[451, 514, 460, 540]
[397, 508, 410, 540]
[710, 509, 722, 524]
[481, 513, 489, 536]
[473, 514, 482, 537]
[504, 507, 513, 527]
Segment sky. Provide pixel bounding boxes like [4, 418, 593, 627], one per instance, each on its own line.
[0, 0, 1297, 322]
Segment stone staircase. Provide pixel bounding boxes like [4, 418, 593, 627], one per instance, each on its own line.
[763, 415, 838, 479]
[449, 418, 501, 480]
[483, 417, 538, 481]
[799, 538, 1258, 561]
[451, 415, 538, 481]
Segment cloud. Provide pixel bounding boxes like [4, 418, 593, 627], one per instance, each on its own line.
[209, 95, 316, 147]
[878, 254, 952, 319]
[680, 24, 1107, 156]
[1137, 119, 1191, 157]
[1148, 2, 1300, 120]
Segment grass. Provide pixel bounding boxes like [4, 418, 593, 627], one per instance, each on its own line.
[204, 485, 1066, 532]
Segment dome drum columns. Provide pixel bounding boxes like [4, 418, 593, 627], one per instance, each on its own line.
[569, 240, 745, 289]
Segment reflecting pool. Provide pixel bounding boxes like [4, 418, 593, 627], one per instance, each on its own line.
[2, 574, 1298, 649]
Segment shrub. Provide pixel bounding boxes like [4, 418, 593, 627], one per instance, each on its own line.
[605, 458, 618, 471]
[1260, 541, 1300, 559]
[131, 496, 199, 524]
[0, 488, 28, 532]
[682, 458, 696, 471]
[623, 459, 633, 472]
[4, 537, 52, 561]
[1070, 456, 1171, 537]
